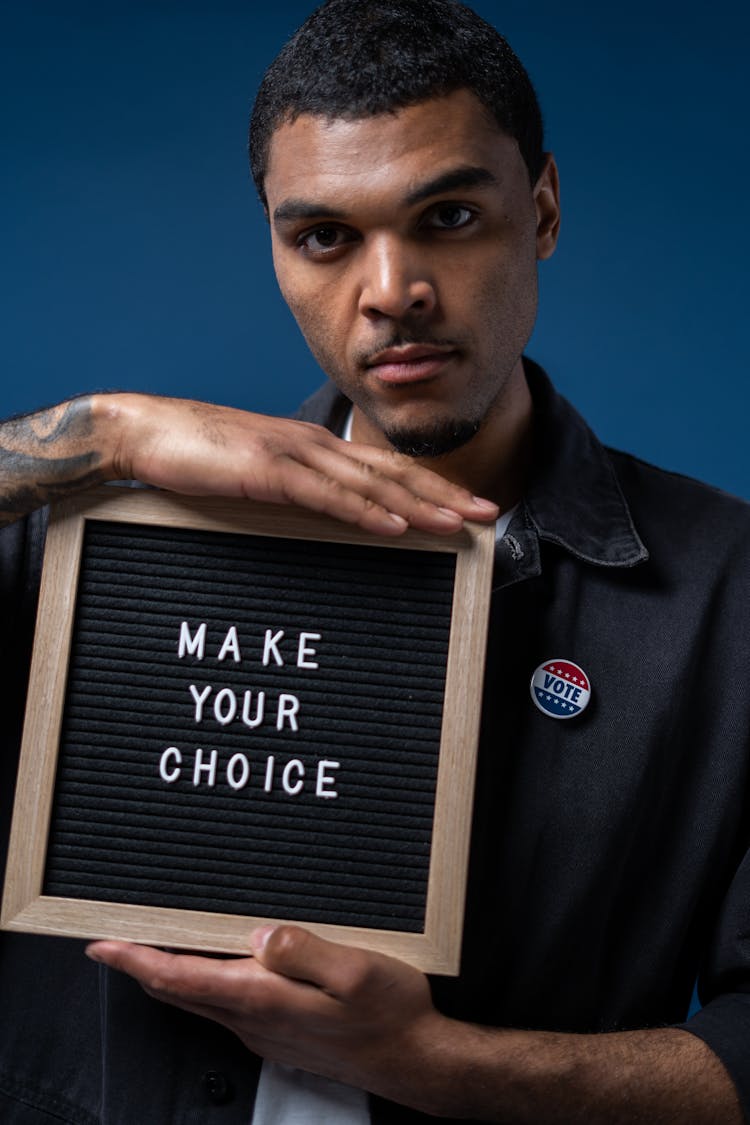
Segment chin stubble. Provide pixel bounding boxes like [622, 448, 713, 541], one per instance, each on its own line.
[382, 419, 481, 459]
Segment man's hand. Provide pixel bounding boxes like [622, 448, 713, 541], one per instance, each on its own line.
[0, 392, 499, 532]
[86, 926, 743, 1124]
[106, 393, 498, 536]
[85, 926, 455, 1112]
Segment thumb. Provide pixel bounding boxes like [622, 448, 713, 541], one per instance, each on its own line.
[249, 924, 277, 963]
[249, 924, 368, 996]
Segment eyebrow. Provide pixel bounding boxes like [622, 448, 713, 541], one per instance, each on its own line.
[272, 164, 499, 228]
[273, 200, 348, 225]
[404, 165, 499, 206]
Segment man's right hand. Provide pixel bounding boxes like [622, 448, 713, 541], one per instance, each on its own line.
[0, 392, 499, 533]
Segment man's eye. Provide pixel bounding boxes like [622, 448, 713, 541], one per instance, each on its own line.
[299, 226, 348, 252]
[427, 205, 475, 230]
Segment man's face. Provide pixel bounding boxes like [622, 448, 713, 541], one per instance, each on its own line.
[265, 89, 558, 457]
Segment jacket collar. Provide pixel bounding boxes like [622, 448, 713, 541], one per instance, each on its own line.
[294, 359, 648, 571]
[522, 360, 647, 568]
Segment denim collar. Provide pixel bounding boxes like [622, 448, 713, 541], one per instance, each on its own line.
[521, 360, 648, 568]
[293, 358, 648, 579]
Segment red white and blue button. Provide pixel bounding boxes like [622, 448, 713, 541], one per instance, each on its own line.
[530, 659, 591, 719]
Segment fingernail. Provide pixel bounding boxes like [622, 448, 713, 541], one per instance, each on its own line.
[250, 925, 276, 956]
[471, 496, 499, 510]
[437, 507, 463, 522]
[386, 513, 408, 529]
[85, 944, 103, 963]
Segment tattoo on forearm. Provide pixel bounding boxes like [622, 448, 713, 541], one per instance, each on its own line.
[16, 399, 96, 445]
[0, 397, 107, 526]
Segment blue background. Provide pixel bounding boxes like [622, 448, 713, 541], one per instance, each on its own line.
[3, 1, 748, 498]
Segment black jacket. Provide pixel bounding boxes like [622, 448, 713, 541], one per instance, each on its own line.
[1, 361, 749, 1123]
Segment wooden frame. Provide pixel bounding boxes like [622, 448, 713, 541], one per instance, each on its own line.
[1, 486, 494, 974]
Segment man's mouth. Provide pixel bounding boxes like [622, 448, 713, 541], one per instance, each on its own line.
[364, 344, 458, 385]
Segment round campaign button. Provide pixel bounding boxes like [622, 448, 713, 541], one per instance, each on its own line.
[530, 658, 591, 719]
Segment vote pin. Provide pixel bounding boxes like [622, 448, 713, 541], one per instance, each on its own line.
[530, 659, 591, 719]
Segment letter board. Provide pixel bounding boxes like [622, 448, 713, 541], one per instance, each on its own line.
[1, 487, 495, 974]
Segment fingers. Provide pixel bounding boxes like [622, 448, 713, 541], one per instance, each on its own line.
[262, 451, 459, 537]
[114, 395, 499, 536]
[249, 925, 367, 997]
[86, 928, 420, 1018]
[344, 441, 498, 522]
[249, 925, 424, 1012]
[289, 437, 498, 535]
[85, 937, 348, 1008]
[85, 940, 308, 1012]
[85, 941, 239, 1004]
[253, 453, 412, 536]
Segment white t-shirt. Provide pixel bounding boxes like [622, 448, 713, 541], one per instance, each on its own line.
[251, 1062, 369, 1125]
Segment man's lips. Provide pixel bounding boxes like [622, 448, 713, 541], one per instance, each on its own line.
[364, 344, 458, 385]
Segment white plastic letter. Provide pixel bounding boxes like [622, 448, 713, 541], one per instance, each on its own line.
[226, 753, 250, 790]
[213, 687, 238, 725]
[262, 629, 285, 667]
[217, 625, 241, 663]
[264, 755, 275, 792]
[189, 683, 212, 722]
[159, 746, 182, 783]
[276, 693, 300, 731]
[316, 760, 340, 799]
[178, 621, 206, 659]
[241, 690, 266, 728]
[282, 759, 305, 795]
[297, 632, 321, 669]
[193, 748, 218, 787]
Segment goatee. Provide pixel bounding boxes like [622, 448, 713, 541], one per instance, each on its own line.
[383, 419, 481, 458]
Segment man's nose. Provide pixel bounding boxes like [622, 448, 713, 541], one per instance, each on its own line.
[357, 236, 437, 320]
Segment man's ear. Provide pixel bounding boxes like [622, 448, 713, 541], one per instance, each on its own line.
[534, 153, 561, 261]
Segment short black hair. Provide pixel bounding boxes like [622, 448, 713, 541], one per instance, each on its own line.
[249, 0, 545, 205]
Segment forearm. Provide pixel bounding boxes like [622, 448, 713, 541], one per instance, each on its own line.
[412, 1019, 741, 1124]
[0, 393, 125, 525]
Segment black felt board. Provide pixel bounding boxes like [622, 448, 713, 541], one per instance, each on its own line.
[42, 520, 456, 932]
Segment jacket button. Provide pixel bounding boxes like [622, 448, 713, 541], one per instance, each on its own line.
[203, 1070, 234, 1105]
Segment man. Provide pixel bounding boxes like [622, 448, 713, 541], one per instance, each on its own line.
[1, 1, 749, 1122]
